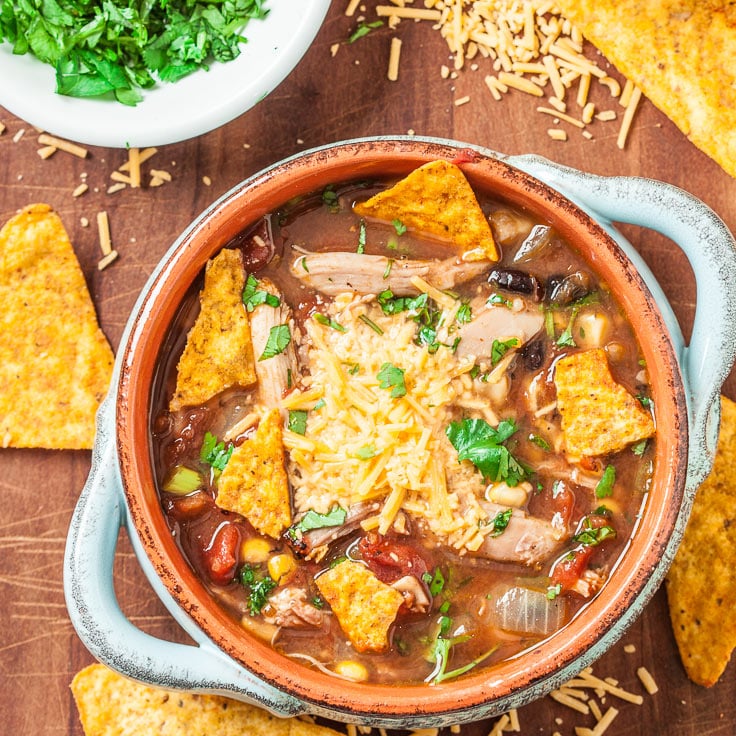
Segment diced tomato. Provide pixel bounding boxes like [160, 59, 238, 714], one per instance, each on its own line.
[550, 545, 593, 592]
[451, 148, 479, 166]
[358, 533, 428, 585]
[204, 523, 240, 585]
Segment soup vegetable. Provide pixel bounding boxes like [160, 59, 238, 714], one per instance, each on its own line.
[151, 160, 656, 685]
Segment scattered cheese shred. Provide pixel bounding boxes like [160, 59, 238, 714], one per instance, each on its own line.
[376, 6, 441, 20]
[119, 146, 158, 171]
[72, 183, 88, 198]
[617, 85, 641, 149]
[636, 667, 658, 695]
[128, 147, 141, 188]
[36, 145, 57, 159]
[388, 37, 402, 81]
[97, 249, 119, 271]
[345, 0, 360, 16]
[37, 133, 87, 158]
[96, 211, 113, 256]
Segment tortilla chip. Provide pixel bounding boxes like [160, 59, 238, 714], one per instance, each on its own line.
[71, 663, 343, 736]
[554, 348, 655, 457]
[555, 0, 736, 178]
[315, 560, 403, 653]
[666, 395, 736, 686]
[0, 204, 113, 450]
[170, 248, 256, 412]
[353, 160, 499, 261]
[216, 408, 291, 538]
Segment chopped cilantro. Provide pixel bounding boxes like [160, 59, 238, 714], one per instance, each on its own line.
[491, 337, 520, 365]
[456, 302, 472, 324]
[445, 418, 528, 486]
[355, 444, 378, 460]
[594, 505, 611, 516]
[573, 519, 617, 546]
[392, 218, 407, 235]
[258, 324, 291, 360]
[294, 506, 347, 533]
[377, 362, 407, 398]
[358, 313, 384, 335]
[239, 564, 277, 616]
[313, 398, 326, 410]
[311, 596, 325, 609]
[321, 186, 339, 213]
[0, 0, 270, 105]
[300, 257, 310, 273]
[422, 567, 446, 596]
[348, 20, 383, 43]
[383, 258, 394, 279]
[636, 393, 653, 409]
[485, 508, 513, 537]
[529, 433, 551, 451]
[546, 583, 562, 600]
[487, 293, 513, 308]
[594, 465, 616, 498]
[631, 439, 648, 456]
[357, 220, 367, 254]
[242, 274, 280, 312]
[314, 313, 347, 332]
[200, 431, 233, 471]
[346, 363, 360, 375]
[556, 306, 581, 347]
[287, 410, 308, 436]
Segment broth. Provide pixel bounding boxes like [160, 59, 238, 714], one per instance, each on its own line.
[151, 173, 655, 685]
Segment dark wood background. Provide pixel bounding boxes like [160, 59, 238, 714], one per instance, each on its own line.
[1, 4, 734, 734]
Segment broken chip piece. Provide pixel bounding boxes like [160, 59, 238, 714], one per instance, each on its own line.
[0, 203, 114, 449]
[315, 559, 404, 653]
[353, 160, 499, 261]
[170, 248, 256, 411]
[71, 663, 343, 736]
[216, 408, 291, 538]
[666, 394, 736, 687]
[554, 348, 655, 457]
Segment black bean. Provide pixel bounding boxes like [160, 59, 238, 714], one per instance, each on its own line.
[488, 268, 544, 301]
[520, 336, 546, 371]
[547, 271, 593, 306]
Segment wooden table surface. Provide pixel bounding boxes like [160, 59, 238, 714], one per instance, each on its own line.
[1, 4, 735, 734]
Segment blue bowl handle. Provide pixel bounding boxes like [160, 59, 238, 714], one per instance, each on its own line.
[507, 155, 736, 491]
[63, 394, 305, 716]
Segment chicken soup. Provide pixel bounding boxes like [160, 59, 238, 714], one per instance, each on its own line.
[150, 161, 655, 685]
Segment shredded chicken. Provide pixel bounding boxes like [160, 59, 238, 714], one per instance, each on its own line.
[391, 575, 431, 613]
[262, 587, 326, 628]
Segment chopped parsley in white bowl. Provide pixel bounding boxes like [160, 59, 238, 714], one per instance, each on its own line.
[0, 0, 330, 147]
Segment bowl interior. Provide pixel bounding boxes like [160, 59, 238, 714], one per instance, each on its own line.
[116, 138, 688, 721]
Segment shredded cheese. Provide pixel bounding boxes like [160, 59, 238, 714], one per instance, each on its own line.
[617, 86, 641, 150]
[36, 145, 57, 159]
[388, 37, 402, 81]
[37, 133, 87, 158]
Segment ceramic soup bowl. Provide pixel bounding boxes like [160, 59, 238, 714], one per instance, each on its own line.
[65, 137, 736, 728]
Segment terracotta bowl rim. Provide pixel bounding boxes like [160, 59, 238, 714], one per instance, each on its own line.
[115, 137, 689, 720]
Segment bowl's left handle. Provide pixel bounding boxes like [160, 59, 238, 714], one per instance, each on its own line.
[63, 395, 305, 716]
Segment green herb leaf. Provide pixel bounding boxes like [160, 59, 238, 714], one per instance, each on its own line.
[377, 362, 407, 398]
[243, 274, 281, 312]
[321, 185, 339, 213]
[239, 564, 277, 616]
[485, 508, 513, 537]
[383, 258, 394, 279]
[287, 410, 308, 436]
[355, 444, 378, 460]
[456, 302, 472, 324]
[491, 337, 520, 365]
[546, 583, 562, 600]
[636, 393, 653, 409]
[313, 398, 326, 410]
[573, 519, 617, 546]
[200, 431, 233, 471]
[594, 465, 616, 498]
[348, 20, 383, 43]
[487, 293, 513, 308]
[314, 313, 347, 332]
[357, 220, 367, 254]
[529, 433, 551, 451]
[358, 313, 384, 335]
[556, 305, 580, 347]
[392, 218, 407, 235]
[631, 439, 648, 456]
[296, 506, 348, 533]
[422, 567, 446, 596]
[259, 324, 291, 360]
[445, 418, 528, 486]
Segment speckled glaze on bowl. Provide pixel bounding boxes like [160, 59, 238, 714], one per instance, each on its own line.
[65, 137, 736, 728]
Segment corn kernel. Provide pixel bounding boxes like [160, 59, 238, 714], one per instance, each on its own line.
[268, 553, 296, 583]
[334, 660, 369, 682]
[241, 537, 272, 564]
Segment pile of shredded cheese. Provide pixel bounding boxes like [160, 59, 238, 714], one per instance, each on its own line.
[347, 0, 642, 149]
[281, 289, 499, 552]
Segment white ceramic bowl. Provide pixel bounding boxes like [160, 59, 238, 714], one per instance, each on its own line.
[0, 0, 330, 148]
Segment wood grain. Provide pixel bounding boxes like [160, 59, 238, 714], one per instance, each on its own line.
[1, 4, 734, 734]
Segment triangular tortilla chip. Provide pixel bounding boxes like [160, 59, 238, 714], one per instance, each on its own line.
[71, 663, 344, 736]
[353, 160, 499, 261]
[170, 248, 256, 411]
[666, 395, 736, 686]
[555, 0, 736, 178]
[554, 348, 655, 457]
[0, 204, 113, 450]
[216, 408, 291, 538]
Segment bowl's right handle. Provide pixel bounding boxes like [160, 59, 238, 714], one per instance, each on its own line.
[63, 394, 305, 716]
[508, 155, 736, 491]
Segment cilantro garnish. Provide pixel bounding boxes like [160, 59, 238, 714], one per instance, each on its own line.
[485, 508, 513, 537]
[294, 506, 347, 533]
[239, 564, 277, 616]
[347, 20, 383, 43]
[0, 0, 269, 105]
[287, 410, 308, 436]
[491, 337, 519, 365]
[321, 186, 339, 213]
[631, 439, 648, 456]
[392, 218, 407, 235]
[487, 293, 513, 308]
[426, 632, 499, 684]
[200, 431, 233, 471]
[456, 302, 472, 324]
[594, 465, 616, 498]
[422, 567, 446, 596]
[358, 313, 384, 335]
[529, 433, 551, 451]
[377, 362, 407, 398]
[445, 418, 528, 486]
[354, 444, 378, 460]
[556, 305, 581, 347]
[314, 313, 347, 332]
[573, 519, 617, 546]
[546, 583, 562, 600]
[258, 324, 291, 360]
[383, 259, 394, 279]
[636, 393, 653, 409]
[357, 220, 367, 254]
[242, 274, 280, 312]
